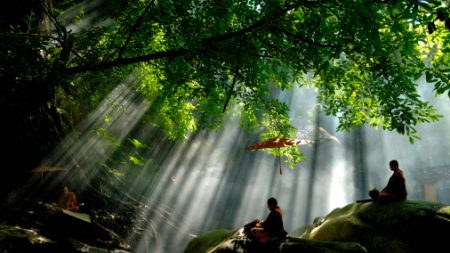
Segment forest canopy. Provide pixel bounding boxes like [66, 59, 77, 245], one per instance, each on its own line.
[2, 0, 450, 170]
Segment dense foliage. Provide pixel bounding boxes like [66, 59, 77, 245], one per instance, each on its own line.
[2, 0, 450, 171]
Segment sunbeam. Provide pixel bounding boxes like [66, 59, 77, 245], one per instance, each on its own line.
[3, 1, 450, 252]
[6, 77, 450, 252]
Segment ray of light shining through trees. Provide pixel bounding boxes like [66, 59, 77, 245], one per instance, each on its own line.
[8, 72, 449, 253]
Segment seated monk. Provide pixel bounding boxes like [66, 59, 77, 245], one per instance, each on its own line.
[369, 160, 407, 204]
[58, 186, 80, 212]
[250, 197, 288, 244]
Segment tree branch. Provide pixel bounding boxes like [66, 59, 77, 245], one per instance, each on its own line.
[63, 0, 310, 75]
[255, 34, 312, 69]
[222, 69, 239, 113]
[63, 48, 188, 74]
[268, 25, 339, 49]
[116, 0, 156, 59]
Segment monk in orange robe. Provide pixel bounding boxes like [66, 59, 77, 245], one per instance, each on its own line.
[58, 186, 80, 212]
[369, 160, 407, 204]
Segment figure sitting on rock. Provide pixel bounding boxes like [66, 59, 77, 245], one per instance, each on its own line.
[58, 186, 80, 212]
[369, 160, 407, 204]
[244, 197, 288, 245]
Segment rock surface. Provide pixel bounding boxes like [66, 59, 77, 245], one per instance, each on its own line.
[295, 200, 450, 253]
[184, 228, 368, 253]
[185, 200, 450, 253]
[0, 223, 130, 253]
[0, 201, 131, 253]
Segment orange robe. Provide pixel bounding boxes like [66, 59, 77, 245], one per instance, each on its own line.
[58, 191, 79, 212]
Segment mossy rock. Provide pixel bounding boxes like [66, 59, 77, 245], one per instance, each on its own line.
[185, 200, 450, 253]
[0, 223, 128, 253]
[184, 229, 236, 253]
[299, 200, 450, 253]
[184, 229, 368, 253]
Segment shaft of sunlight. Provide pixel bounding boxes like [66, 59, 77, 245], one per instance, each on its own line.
[17, 79, 150, 203]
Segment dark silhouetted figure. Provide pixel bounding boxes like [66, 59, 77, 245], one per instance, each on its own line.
[58, 186, 79, 212]
[241, 198, 288, 253]
[369, 160, 407, 204]
[248, 197, 287, 245]
[261, 197, 287, 240]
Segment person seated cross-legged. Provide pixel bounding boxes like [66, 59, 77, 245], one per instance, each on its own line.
[251, 197, 288, 244]
[58, 186, 80, 212]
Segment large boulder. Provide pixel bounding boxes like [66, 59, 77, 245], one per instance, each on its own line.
[295, 200, 450, 253]
[184, 229, 237, 253]
[0, 223, 129, 253]
[184, 229, 368, 253]
[185, 200, 450, 253]
[0, 201, 131, 253]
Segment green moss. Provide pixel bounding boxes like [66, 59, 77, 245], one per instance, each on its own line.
[184, 230, 235, 253]
[301, 200, 450, 253]
[0, 224, 47, 242]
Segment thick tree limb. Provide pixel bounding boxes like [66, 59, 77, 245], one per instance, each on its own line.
[63, 0, 310, 75]
[64, 48, 188, 74]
